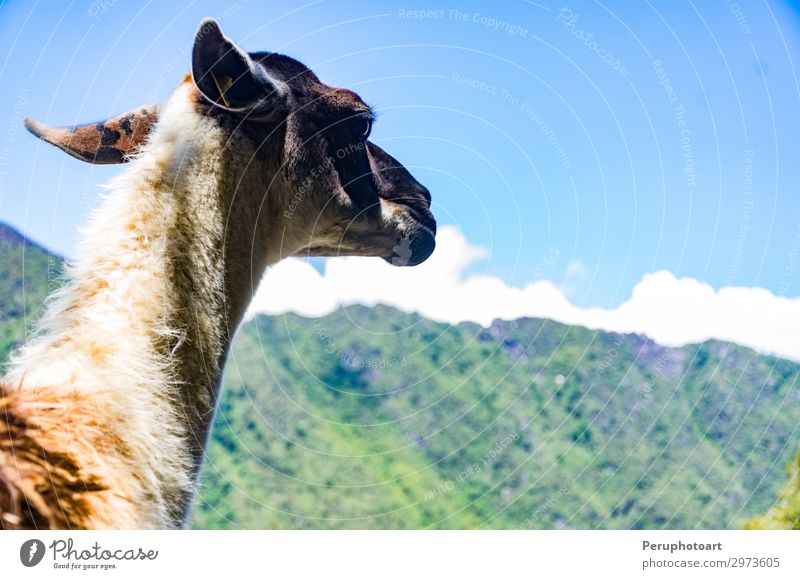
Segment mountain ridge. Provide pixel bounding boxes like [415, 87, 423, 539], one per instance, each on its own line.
[193, 304, 800, 528]
[0, 221, 54, 253]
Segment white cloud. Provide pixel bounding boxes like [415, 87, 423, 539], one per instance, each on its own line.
[246, 225, 800, 362]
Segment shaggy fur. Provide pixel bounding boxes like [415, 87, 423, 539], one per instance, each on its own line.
[5, 82, 231, 527]
[2, 19, 435, 529]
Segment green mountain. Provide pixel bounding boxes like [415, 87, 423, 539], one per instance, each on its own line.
[191, 307, 800, 529]
[1, 222, 798, 529]
[0, 223, 62, 362]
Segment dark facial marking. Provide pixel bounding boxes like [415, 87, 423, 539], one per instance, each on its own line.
[93, 146, 124, 163]
[95, 124, 121, 146]
[327, 132, 377, 214]
[119, 115, 135, 136]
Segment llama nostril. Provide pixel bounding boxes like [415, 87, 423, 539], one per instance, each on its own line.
[419, 185, 431, 205]
[410, 206, 436, 236]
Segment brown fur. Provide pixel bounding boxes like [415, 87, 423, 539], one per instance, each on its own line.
[0, 383, 133, 529]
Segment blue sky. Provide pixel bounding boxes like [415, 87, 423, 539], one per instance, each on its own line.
[1, 0, 799, 310]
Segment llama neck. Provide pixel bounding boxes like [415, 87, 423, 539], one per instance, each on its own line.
[7, 85, 277, 527]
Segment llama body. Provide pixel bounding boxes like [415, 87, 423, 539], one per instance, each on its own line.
[0, 20, 435, 529]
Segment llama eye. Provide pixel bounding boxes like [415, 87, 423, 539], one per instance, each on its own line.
[358, 118, 372, 140]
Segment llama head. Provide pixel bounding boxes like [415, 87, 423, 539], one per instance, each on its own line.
[24, 18, 436, 267]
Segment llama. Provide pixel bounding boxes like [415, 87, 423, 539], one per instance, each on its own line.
[0, 19, 435, 529]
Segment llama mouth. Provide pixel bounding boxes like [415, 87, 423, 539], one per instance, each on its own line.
[298, 205, 436, 264]
[296, 222, 435, 264]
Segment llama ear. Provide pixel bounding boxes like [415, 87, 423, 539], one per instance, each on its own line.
[24, 105, 159, 164]
[192, 18, 286, 114]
